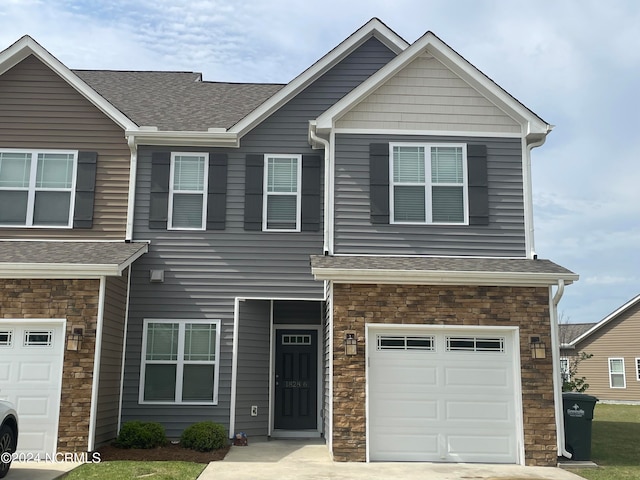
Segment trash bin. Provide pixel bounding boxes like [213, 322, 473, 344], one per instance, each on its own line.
[562, 392, 598, 461]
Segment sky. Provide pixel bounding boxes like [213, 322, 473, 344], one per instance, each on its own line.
[1, 0, 638, 325]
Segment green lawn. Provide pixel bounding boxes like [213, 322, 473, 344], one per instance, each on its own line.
[569, 403, 640, 480]
[61, 460, 206, 480]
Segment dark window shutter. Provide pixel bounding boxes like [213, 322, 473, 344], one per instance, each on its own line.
[207, 153, 228, 230]
[370, 143, 389, 224]
[73, 151, 97, 228]
[149, 151, 171, 229]
[244, 154, 264, 231]
[467, 144, 489, 225]
[301, 154, 321, 232]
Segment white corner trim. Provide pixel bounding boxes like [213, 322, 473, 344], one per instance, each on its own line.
[311, 268, 578, 286]
[229, 297, 241, 438]
[87, 276, 107, 452]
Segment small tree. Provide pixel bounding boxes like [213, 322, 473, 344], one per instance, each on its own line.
[562, 351, 593, 393]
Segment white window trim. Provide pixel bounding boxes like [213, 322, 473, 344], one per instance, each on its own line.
[608, 357, 626, 389]
[389, 142, 469, 225]
[0, 148, 77, 228]
[139, 319, 221, 405]
[636, 357, 640, 382]
[168, 152, 208, 230]
[560, 357, 570, 383]
[262, 154, 302, 232]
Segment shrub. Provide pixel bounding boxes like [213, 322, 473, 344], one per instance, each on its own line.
[180, 421, 227, 452]
[114, 421, 167, 449]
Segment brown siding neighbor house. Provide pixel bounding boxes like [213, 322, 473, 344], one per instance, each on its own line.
[561, 294, 640, 402]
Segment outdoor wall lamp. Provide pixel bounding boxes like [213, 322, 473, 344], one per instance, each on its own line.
[529, 336, 546, 359]
[345, 331, 357, 356]
[67, 327, 84, 351]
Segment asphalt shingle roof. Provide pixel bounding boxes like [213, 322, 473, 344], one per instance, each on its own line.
[310, 255, 576, 275]
[559, 323, 596, 344]
[74, 70, 284, 131]
[0, 241, 147, 265]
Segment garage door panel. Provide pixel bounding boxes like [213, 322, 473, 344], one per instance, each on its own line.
[444, 366, 509, 387]
[0, 322, 64, 457]
[368, 327, 519, 464]
[445, 400, 511, 421]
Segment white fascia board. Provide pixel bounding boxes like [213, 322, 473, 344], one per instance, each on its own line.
[0, 36, 138, 131]
[229, 18, 408, 138]
[311, 268, 578, 286]
[315, 32, 550, 136]
[127, 130, 239, 148]
[569, 293, 640, 346]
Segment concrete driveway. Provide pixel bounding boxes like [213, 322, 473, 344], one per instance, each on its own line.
[198, 439, 587, 480]
[8, 460, 79, 480]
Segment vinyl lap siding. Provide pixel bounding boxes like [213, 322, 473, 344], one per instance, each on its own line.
[336, 53, 521, 134]
[572, 303, 640, 401]
[0, 55, 130, 239]
[122, 36, 398, 434]
[333, 134, 526, 256]
[323, 282, 332, 443]
[94, 272, 129, 445]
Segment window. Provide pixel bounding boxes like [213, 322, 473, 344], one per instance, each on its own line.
[0, 150, 77, 227]
[609, 358, 626, 388]
[446, 336, 504, 352]
[0, 330, 12, 347]
[263, 155, 301, 231]
[169, 153, 208, 229]
[140, 320, 220, 404]
[560, 358, 570, 383]
[377, 335, 435, 351]
[24, 330, 53, 347]
[390, 143, 467, 224]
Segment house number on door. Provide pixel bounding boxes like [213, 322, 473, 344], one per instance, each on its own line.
[285, 380, 309, 388]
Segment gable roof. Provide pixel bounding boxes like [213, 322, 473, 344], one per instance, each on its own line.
[75, 70, 284, 131]
[314, 30, 550, 142]
[0, 35, 138, 131]
[563, 293, 640, 347]
[559, 323, 596, 345]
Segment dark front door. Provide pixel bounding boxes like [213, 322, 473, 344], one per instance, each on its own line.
[274, 329, 317, 430]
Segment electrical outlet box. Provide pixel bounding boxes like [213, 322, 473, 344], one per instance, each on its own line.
[251, 405, 258, 417]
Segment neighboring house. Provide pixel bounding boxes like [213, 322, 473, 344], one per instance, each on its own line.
[560, 294, 640, 402]
[0, 18, 579, 467]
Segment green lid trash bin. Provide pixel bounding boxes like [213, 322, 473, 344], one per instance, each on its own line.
[562, 392, 598, 461]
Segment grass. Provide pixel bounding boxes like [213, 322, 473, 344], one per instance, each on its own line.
[61, 460, 206, 480]
[568, 403, 640, 480]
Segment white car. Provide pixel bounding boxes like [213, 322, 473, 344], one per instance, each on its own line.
[0, 400, 18, 479]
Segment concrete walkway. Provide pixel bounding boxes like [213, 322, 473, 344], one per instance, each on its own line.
[8, 460, 80, 480]
[198, 439, 588, 480]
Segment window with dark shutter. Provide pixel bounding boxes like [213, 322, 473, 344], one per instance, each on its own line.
[73, 151, 98, 228]
[149, 151, 170, 229]
[301, 154, 321, 232]
[244, 155, 264, 231]
[207, 153, 228, 230]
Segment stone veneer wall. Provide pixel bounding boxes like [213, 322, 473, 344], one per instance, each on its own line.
[0, 279, 100, 451]
[331, 284, 557, 466]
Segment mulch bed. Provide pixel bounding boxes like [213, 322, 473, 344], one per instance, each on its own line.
[96, 442, 231, 463]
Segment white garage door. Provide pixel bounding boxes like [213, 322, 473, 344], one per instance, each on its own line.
[368, 326, 521, 463]
[0, 321, 65, 456]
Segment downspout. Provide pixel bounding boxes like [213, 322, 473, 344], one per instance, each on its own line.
[125, 135, 138, 241]
[88, 276, 107, 452]
[523, 134, 546, 259]
[550, 279, 572, 458]
[309, 123, 331, 255]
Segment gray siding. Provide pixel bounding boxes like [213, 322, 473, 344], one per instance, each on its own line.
[333, 134, 526, 256]
[0, 55, 131, 239]
[122, 37, 396, 435]
[95, 271, 129, 445]
[323, 282, 332, 442]
[235, 300, 271, 436]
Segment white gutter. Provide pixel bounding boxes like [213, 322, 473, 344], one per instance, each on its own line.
[125, 136, 137, 241]
[311, 268, 578, 286]
[523, 131, 551, 259]
[126, 129, 239, 148]
[550, 279, 572, 459]
[308, 122, 331, 254]
[87, 276, 107, 452]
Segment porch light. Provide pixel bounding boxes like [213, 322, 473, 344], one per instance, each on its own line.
[345, 331, 357, 356]
[529, 336, 546, 359]
[67, 327, 84, 351]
